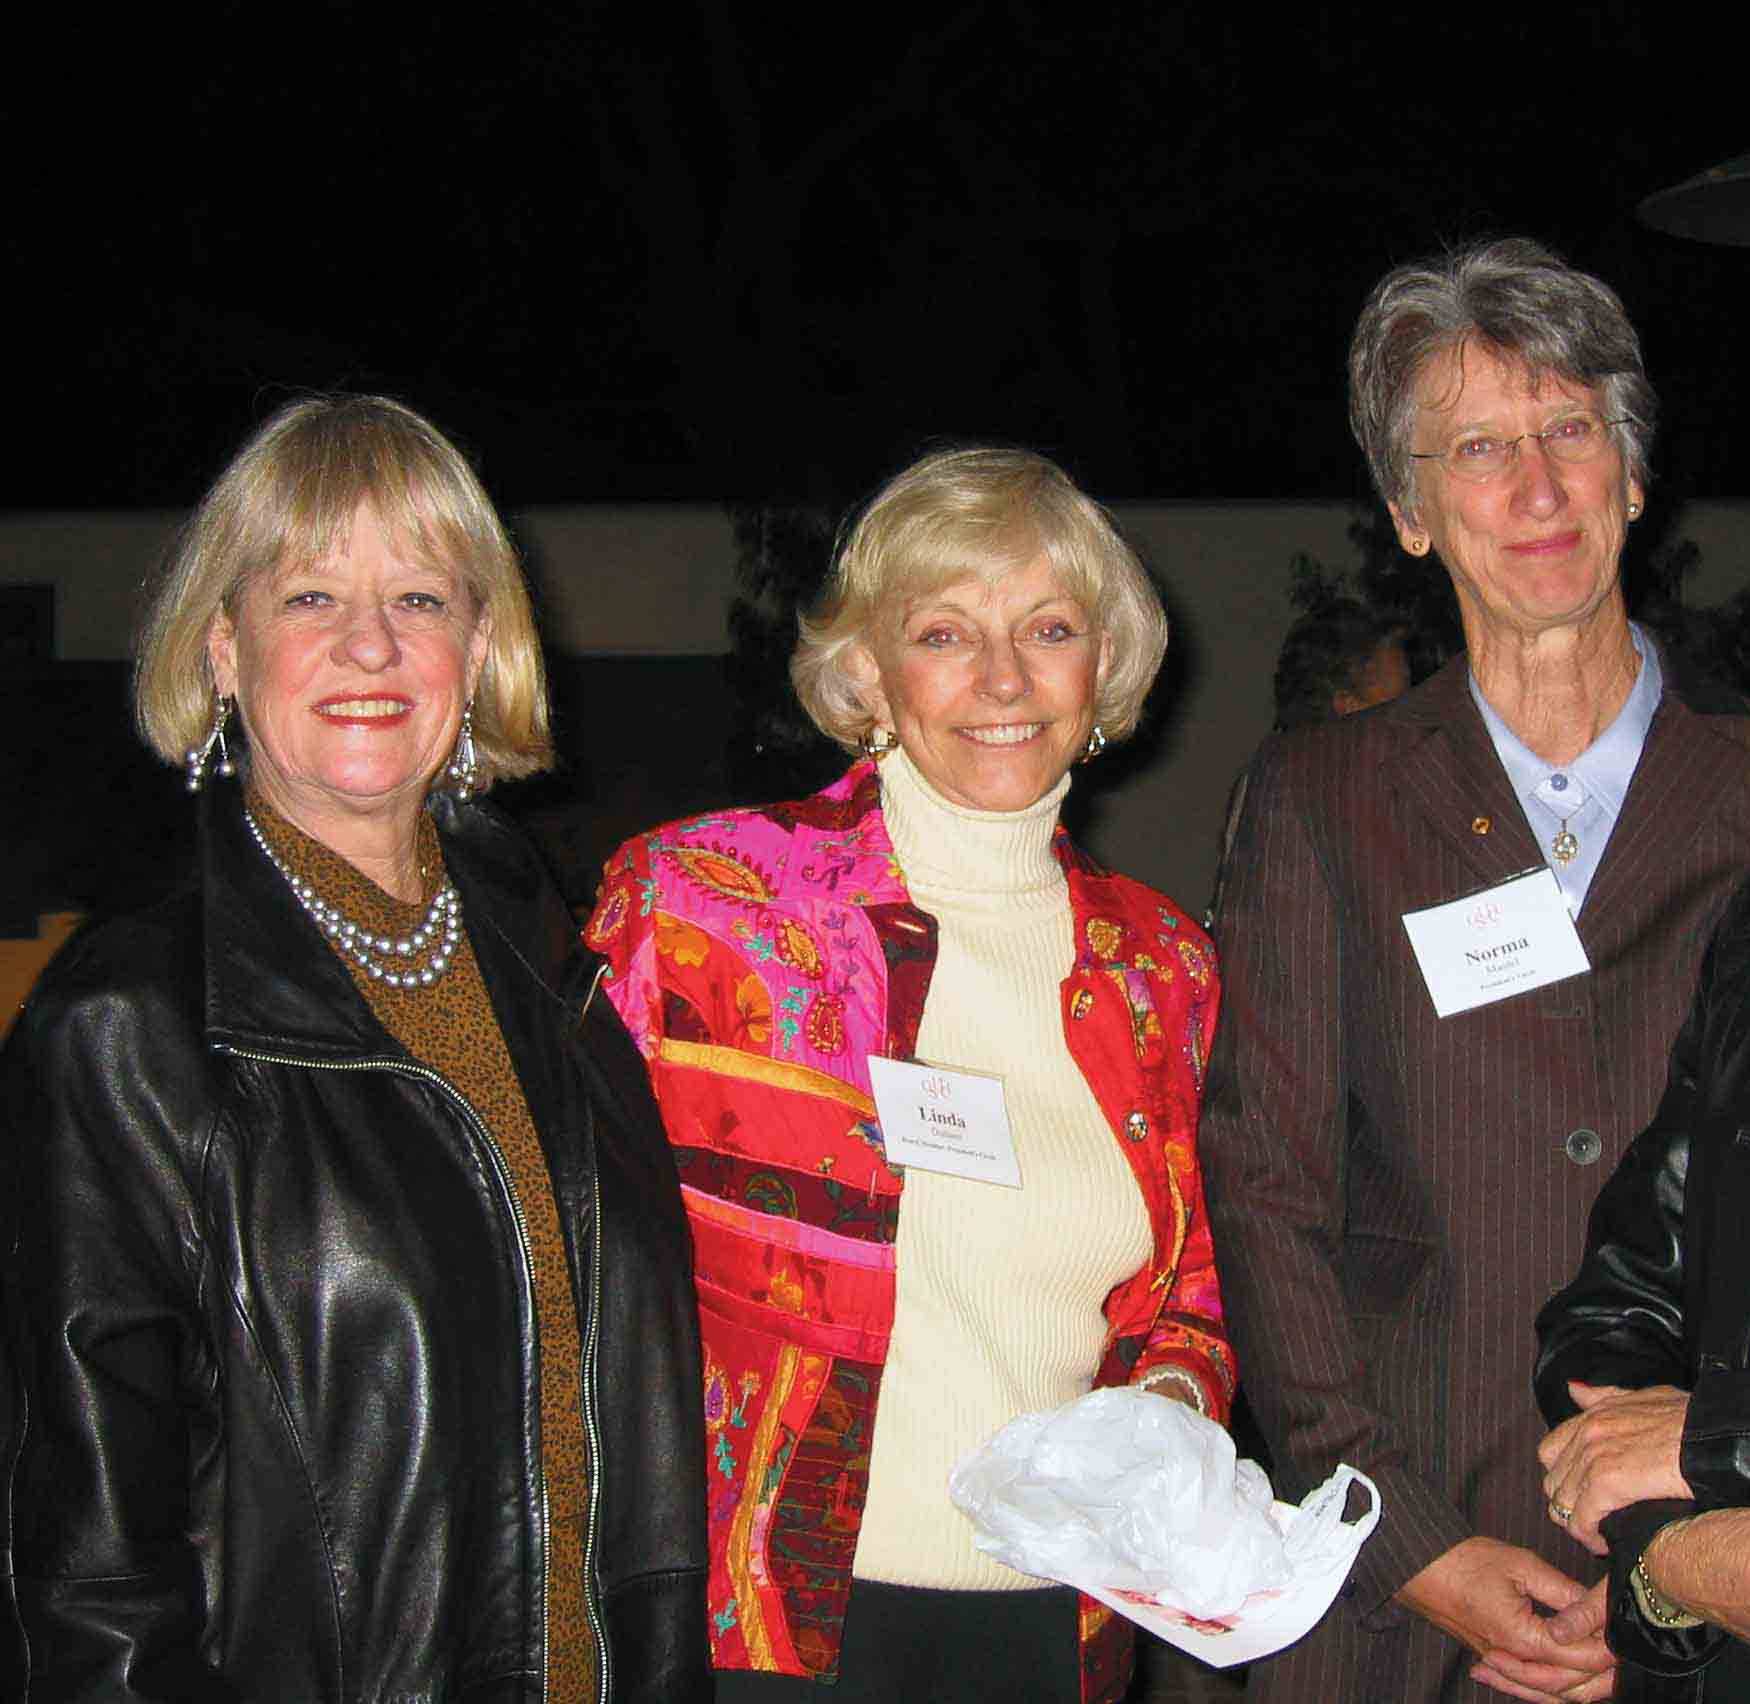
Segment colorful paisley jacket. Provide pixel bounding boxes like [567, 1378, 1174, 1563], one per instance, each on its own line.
[585, 763, 1232, 1703]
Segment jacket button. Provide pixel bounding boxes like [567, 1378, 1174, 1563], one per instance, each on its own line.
[1125, 1111, 1149, 1142]
[1564, 1128, 1602, 1166]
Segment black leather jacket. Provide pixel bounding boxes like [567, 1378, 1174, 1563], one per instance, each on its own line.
[1536, 872, 1750, 1702]
[1, 791, 710, 1703]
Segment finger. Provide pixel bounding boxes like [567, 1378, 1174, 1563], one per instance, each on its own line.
[1484, 1649, 1610, 1689]
[1553, 1482, 1607, 1555]
[1548, 1588, 1607, 1645]
[1543, 1482, 1581, 1538]
[1482, 1617, 1611, 1678]
[1559, 1673, 1616, 1703]
[1470, 1661, 1564, 1704]
[1538, 1416, 1580, 1469]
[1509, 1555, 1589, 1616]
[1541, 1431, 1593, 1497]
[1567, 1381, 1627, 1410]
[1563, 1506, 1610, 1558]
[1545, 1634, 1612, 1673]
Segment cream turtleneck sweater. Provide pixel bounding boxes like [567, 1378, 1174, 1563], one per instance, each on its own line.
[853, 749, 1153, 1590]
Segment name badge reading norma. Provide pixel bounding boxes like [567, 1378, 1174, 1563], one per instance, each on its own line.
[867, 1056, 1021, 1188]
[1402, 867, 1590, 1018]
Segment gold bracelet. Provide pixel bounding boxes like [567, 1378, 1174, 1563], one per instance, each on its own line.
[1633, 1529, 1705, 1631]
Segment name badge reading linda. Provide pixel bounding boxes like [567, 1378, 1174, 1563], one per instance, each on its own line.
[1402, 868, 1590, 1019]
[866, 1056, 1022, 1188]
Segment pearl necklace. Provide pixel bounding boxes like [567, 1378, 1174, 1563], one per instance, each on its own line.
[245, 810, 464, 989]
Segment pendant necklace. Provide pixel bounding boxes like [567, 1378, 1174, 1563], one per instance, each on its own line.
[1543, 770, 1582, 866]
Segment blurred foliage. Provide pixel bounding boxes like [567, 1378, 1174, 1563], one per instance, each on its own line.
[1288, 503, 1750, 695]
[723, 502, 847, 804]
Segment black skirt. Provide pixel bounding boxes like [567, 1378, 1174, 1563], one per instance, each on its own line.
[711, 1578, 1083, 1702]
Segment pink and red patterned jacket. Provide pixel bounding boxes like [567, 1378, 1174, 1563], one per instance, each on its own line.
[584, 763, 1232, 1702]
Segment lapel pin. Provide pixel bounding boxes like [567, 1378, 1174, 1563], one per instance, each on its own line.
[1472, 816, 1492, 835]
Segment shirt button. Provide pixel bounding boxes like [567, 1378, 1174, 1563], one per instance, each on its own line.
[1551, 773, 1569, 792]
[1564, 1128, 1602, 1165]
[1125, 1111, 1149, 1142]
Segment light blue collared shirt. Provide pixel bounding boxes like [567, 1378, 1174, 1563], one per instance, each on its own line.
[1469, 624, 1662, 915]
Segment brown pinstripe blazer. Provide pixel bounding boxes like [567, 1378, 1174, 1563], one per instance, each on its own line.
[1202, 653, 1750, 1701]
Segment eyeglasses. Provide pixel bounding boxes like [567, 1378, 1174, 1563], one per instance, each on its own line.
[1408, 411, 1628, 485]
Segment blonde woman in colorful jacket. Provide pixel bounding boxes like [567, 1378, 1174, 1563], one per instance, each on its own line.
[585, 447, 1232, 1704]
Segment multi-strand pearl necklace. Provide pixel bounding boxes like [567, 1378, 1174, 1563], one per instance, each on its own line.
[245, 810, 464, 989]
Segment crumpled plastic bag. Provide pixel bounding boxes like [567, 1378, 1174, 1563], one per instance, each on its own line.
[948, 1387, 1380, 1667]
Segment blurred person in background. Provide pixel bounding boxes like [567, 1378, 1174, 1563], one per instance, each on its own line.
[1272, 597, 1410, 731]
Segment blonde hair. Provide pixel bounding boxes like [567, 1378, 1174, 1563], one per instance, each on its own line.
[793, 446, 1167, 749]
[135, 394, 552, 790]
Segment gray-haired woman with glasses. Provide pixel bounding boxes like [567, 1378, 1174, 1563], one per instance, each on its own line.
[1200, 238, 1750, 1704]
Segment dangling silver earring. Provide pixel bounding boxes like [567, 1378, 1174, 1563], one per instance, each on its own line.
[858, 726, 896, 761]
[1080, 725, 1107, 763]
[185, 693, 237, 792]
[447, 702, 479, 800]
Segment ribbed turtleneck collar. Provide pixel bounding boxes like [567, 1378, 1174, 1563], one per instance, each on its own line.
[879, 745, 1068, 908]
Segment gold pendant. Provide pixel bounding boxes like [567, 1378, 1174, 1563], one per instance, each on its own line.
[1552, 828, 1579, 865]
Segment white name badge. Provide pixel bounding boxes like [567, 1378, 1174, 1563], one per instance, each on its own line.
[1401, 868, 1590, 1018]
[867, 1056, 1022, 1188]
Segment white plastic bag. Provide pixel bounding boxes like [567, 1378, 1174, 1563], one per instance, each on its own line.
[948, 1387, 1380, 1667]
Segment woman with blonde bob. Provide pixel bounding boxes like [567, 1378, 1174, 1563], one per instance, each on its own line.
[588, 444, 1232, 1703]
[2, 394, 710, 1703]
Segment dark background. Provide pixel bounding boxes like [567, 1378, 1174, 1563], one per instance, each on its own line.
[11, 6, 1750, 929]
[13, 6, 1750, 516]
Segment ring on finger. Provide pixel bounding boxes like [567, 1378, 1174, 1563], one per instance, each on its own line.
[1549, 1498, 1575, 1524]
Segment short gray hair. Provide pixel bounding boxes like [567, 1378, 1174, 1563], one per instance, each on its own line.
[791, 445, 1168, 750]
[1348, 237, 1656, 522]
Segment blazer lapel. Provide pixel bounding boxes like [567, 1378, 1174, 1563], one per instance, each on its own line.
[1581, 689, 1739, 926]
[1386, 659, 1544, 892]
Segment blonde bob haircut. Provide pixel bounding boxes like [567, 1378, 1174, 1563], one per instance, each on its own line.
[136, 394, 553, 792]
[794, 445, 1167, 751]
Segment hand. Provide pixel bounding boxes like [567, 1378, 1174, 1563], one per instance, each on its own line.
[1538, 1382, 1692, 1555]
[1473, 1579, 1614, 1702]
[1397, 1537, 1615, 1703]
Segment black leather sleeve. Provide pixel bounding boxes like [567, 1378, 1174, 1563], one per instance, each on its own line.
[1537, 878, 1750, 1510]
[1681, 1370, 1750, 1509]
[1532, 1104, 1693, 1426]
[0, 926, 241, 1702]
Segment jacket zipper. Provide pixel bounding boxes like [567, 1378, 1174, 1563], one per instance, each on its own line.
[215, 1045, 553, 1704]
[581, 1164, 610, 1703]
